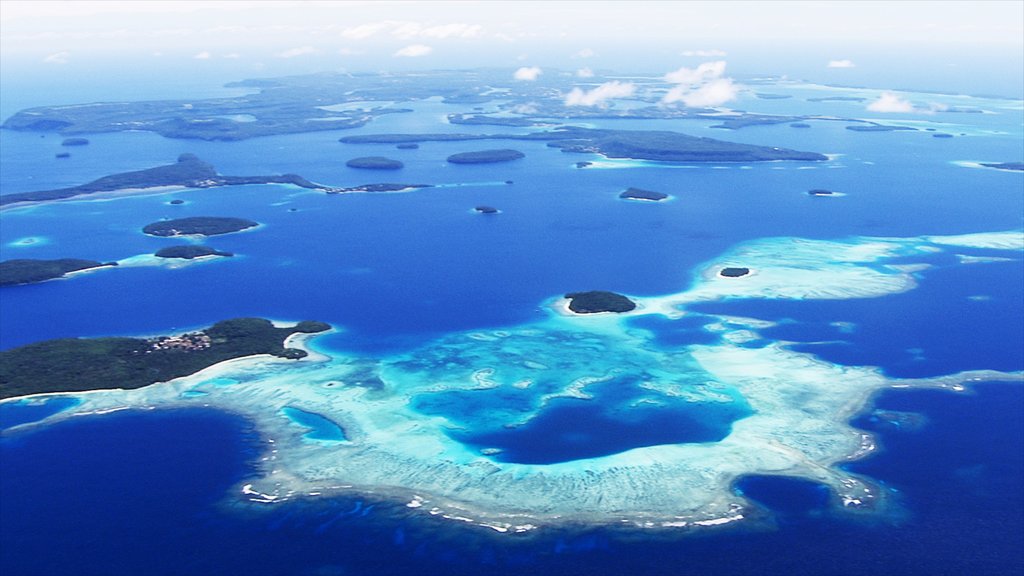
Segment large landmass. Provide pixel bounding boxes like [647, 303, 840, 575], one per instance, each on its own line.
[0, 258, 117, 286]
[342, 127, 826, 163]
[0, 318, 330, 399]
[0, 154, 330, 207]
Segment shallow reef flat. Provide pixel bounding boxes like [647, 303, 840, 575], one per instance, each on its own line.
[5, 230, 1021, 533]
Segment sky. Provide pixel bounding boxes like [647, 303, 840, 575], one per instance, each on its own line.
[1, 1, 1022, 100]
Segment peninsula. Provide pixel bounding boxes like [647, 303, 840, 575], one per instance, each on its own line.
[0, 258, 117, 287]
[0, 318, 331, 399]
[0, 154, 331, 208]
[979, 162, 1024, 171]
[143, 217, 258, 237]
[565, 291, 637, 314]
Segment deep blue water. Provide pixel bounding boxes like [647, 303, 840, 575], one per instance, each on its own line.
[1, 385, 1020, 576]
[1, 72, 1022, 575]
[0, 396, 80, 430]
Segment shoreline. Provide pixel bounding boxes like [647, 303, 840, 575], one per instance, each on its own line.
[0, 185, 188, 212]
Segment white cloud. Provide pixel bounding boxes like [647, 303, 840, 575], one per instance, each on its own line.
[43, 51, 70, 64]
[867, 91, 915, 112]
[564, 81, 636, 107]
[193, 51, 211, 60]
[681, 49, 727, 57]
[223, 53, 241, 59]
[574, 48, 595, 58]
[277, 46, 316, 58]
[418, 23, 483, 39]
[663, 78, 739, 107]
[576, 67, 594, 78]
[341, 22, 389, 40]
[664, 61, 727, 85]
[514, 66, 542, 81]
[827, 59, 856, 68]
[394, 44, 433, 57]
[338, 47, 361, 56]
[341, 20, 483, 41]
[512, 103, 538, 114]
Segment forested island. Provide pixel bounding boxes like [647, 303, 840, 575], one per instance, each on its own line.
[447, 149, 525, 164]
[0, 318, 331, 399]
[619, 187, 668, 201]
[346, 156, 404, 170]
[564, 291, 637, 314]
[846, 125, 917, 132]
[143, 216, 258, 237]
[154, 245, 234, 259]
[0, 154, 330, 207]
[0, 258, 117, 286]
[343, 126, 826, 163]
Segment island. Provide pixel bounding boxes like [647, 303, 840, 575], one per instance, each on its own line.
[55, 152, 70, 159]
[564, 290, 637, 314]
[979, 162, 1024, 171]
[326, 183, 432, 194]
[0, 258, 118, 287]
[61, 137, 89, 146]
[719, 267, 750, 277]
[169, 199, 185, 205]
[0, 318, 331, 399]
[932, 133, 954, 138]
[142, 216, 258, 237]
[789, 123, 811, 128]
[0, 153, 333, 208]
[807, 96, 867, 102]
[755, 93, 792, 100]
[346, 156, 404, 170]
[619, 187, 669, 202]
[808, 189, 836, 196]
[845, 125, 917, 132]
[343, 127, 827, 163]
[447, 149, 525, 164]
[575, 161, 593, 168]
[396, 143, 419, 149]
[474, 205, 499, 214]
[154, 245, 234, 259]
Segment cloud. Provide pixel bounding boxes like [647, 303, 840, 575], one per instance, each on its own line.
[417, 23, 483, 39]
[223, 53, 241, 59]
[514, 66, 542, 81]
[341, 22, 389, 40]
[42, 51, 70, 64]
[338, 47, 361, 56]
[394, 44, 433, 57]
[564, 81, 636, 107]
[867, 91, 915, 112]
[827, 59, 856, 68]
[662, 78, 739, 107]
[681, 49, 727, 57]
[193, 51, 211, 60]
[512, 103, 538, 114]
[574, 48, 595, 58]
[576, 67, 594, 78]
[341, 20, 483, 41]
[663, 61, 726, 85]
[277, 46, 316, 58]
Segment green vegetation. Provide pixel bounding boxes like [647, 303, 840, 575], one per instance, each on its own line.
[447, 149, 526, 164]
[0, 259, 117, 287]
[154, 245, 234, 259]
[564, 291, 637, 314]
[619, 187, 668, 201]
[346, 156, 404, 169]
[720, 267, 750, 277]
[142, 216, 258, 237]
[0, 318, 331, 399]
[0, 154, 329, 207]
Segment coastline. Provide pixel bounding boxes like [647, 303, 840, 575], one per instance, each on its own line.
[0, 185, 188, 212]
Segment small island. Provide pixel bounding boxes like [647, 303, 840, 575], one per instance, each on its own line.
[169, 199, 185, 205]
[719, 267, 750, 277]
[0, 258, 118, 287]
[346, 156, 404, 170]
[447, 149, 526, 164]
[61, 137, 90, 146]
[154, 245, 234, 259]
[564, 291, 637, 314]
[0, 318, 331, 399]
[327, 183, 432, 194]
[575, 161, 593, 168]
[789, 123, 811, 128]
[474, 206, 499, 214]
[932, 133, 954, 138]
[619, 187, 669, 202]
[845, 125, 917, 132]
[55, 152, 71, 159]
[979, 162, 1024, 172]
[396, 143, 419, 150]
[808, 189, 836, 196]
[143, 216, 258, 237]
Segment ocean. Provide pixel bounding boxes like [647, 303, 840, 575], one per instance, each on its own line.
[1, 71, 1022, 575]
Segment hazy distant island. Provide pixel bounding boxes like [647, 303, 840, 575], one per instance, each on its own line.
[564, 291, 637, 314]
[143, 216, 258, 237]
[979, 162, 1024, 171]
[55, 152, 71, 159]
[755, 93, 792, 100]
[807, 96, 867, 103]
[619, 187, 669, 202]
[154, 245, 234, 259]
[808, 189, 836, 196]
[846, 125, 917, 132]
[61, 137, 89, 146]
[0, 318, 331, 399]
[932, 133, 954, 138]
[342, 126, 827, 163]
[395, 143, 419, 149]
[0, 154, 332, 208]
[447, 149, 525, 164]
[789, 123, 811, 128]
[474, 205, 499, 214]
[346, 156, 404, 170]
[0, 258, 117, 287]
